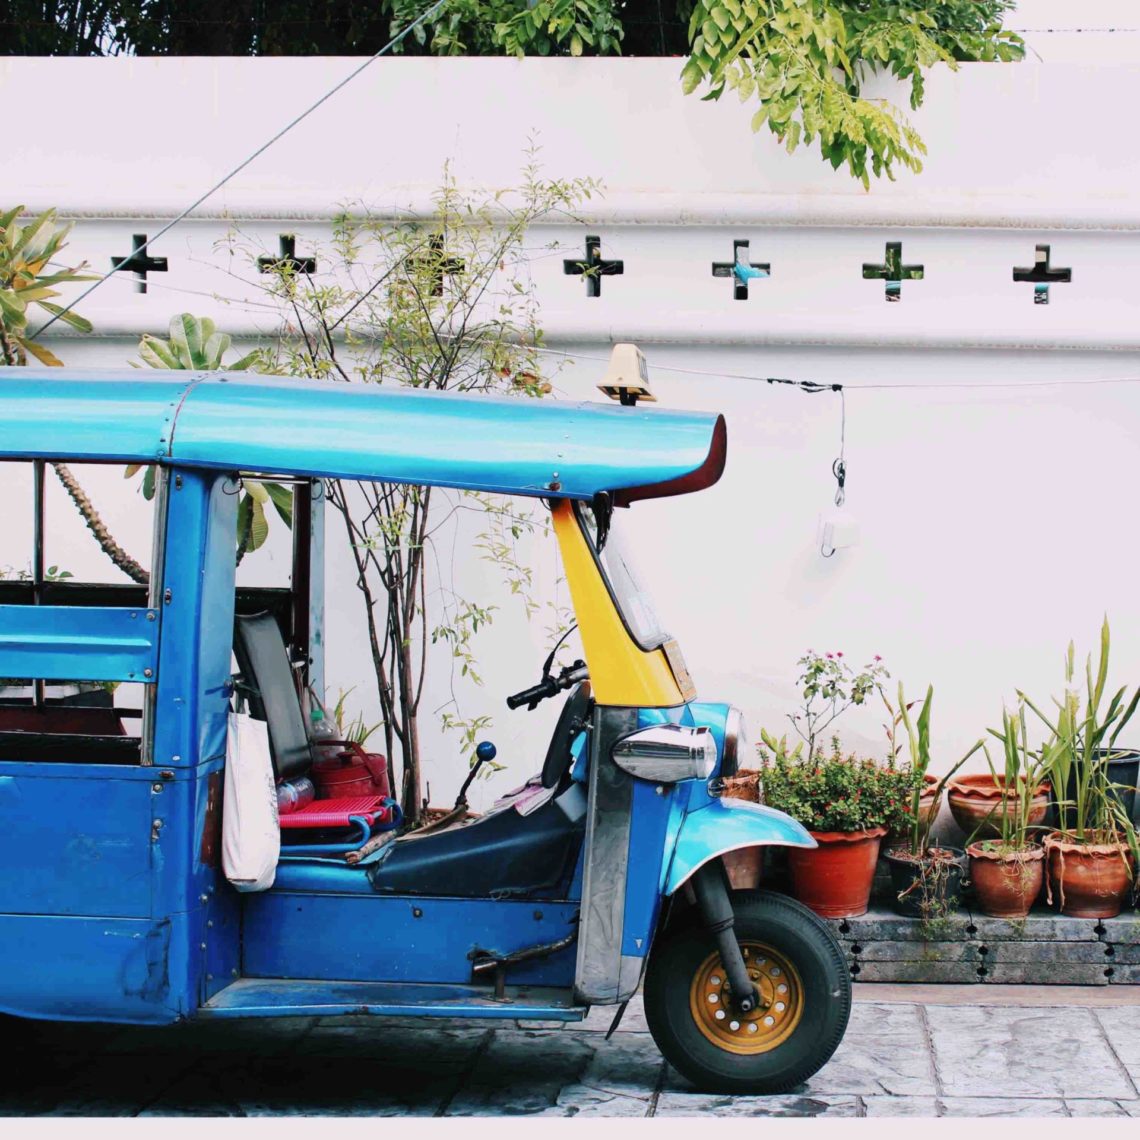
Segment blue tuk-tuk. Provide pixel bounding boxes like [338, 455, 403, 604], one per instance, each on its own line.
[0, 368, 849, 1094]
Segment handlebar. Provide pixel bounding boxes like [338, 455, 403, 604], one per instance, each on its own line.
[507, 662, 589, 711]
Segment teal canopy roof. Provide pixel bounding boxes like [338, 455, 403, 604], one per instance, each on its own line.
[0, 372, 726, 504]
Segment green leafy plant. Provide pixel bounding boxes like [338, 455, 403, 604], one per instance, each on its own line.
[1, 206, 157, 583]
[0, 206, 94, 367]
[130, 313, 291, 559]
[387, 0, 623, 57]
[681, 1, 1024, 186]
[759, 730, 915, 833]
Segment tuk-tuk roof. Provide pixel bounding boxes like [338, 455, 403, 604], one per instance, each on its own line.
[0, 372, 726, 504]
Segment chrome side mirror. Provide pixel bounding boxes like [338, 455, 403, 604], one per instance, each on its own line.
[611, 724, 717, 783]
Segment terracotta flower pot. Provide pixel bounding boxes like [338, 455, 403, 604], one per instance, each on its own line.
[786, 827, 886, 918]
[720, 769, 764, 888]
[947, 773, 1049, 841]
[967, 843, 1045, 919]
[1044, 832, 1135, 918]
[885, 773, 942, 846]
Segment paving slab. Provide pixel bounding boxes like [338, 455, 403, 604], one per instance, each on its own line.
[927, 1005, 1136, 1099]
[1063, 1099, 1140, 1116]
[654, 1091, 857, 1117]
[1094, 1007, 1140, 1090]
[937, 1097, 1069, 1117]
[800, 1002, 938, 1097]
[28, 1054, 202, 1117]
[444, 1029, 662, 1116]
[236, 1025, 488, 1117]
[577, 995, 651, 1034]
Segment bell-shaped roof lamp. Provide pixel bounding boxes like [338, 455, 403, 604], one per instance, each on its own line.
[598, 343, 656, 407]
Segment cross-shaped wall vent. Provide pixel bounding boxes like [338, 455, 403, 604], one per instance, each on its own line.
[863, 242, 924, 302]
[1013, 244, 1071, 305]
[711, 240, 770, 301]
[563, 235, 624, 298]
[110, 234, 168, 294]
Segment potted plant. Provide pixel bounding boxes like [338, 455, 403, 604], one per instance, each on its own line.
[966, 702, 1049, 918]
[946, 769, 1051, 841]
[882, 684, 984, 923]
[759, 731, 902, 918]
[1025, 620, 1139, 918]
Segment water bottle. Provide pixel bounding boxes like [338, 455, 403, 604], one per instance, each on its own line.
[276, 776, 316, 814]
[309, 706, 344, 765]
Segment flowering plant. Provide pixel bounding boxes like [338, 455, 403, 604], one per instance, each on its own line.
[759, 731, 921, 834]
[789, 650, 889, 758]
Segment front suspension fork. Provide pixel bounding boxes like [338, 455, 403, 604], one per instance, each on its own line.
[691, 860, 761, 1014]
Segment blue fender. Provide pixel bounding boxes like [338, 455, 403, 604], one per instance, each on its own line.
[664, 798, 816, 896]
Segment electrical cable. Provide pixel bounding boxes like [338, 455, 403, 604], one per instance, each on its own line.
[28, 0, 449, 341]
[523, 344, 1140, 393]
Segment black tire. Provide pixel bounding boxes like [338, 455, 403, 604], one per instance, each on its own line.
[643, 888, 851, 1095]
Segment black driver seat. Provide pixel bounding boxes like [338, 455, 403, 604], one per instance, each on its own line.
[364, 684, 593, 899]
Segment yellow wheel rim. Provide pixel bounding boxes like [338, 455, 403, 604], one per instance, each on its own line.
[688, 942, 805, 1055]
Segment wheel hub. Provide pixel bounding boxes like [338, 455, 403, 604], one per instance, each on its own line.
[688, 942, 804, 1055]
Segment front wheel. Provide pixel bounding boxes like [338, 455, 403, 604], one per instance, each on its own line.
[644, 888, 851, 1094]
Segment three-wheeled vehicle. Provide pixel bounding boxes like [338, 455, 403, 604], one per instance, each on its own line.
[0, 362, 849, 1094]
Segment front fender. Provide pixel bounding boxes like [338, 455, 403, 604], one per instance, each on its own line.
[664, 798, 816, 896]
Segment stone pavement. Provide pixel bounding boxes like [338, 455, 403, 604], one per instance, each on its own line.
[2, 985, 1139, 1117]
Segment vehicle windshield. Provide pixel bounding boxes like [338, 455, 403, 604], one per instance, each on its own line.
[576, 501, 670, 651]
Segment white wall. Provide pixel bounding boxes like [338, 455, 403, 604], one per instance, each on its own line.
[5, 45, 1140, 810]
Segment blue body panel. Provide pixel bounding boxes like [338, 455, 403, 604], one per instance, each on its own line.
[0, 604, 158, 683]
[664, 799, 816, 897]
[200, 978, 585, 1021]
[152, 471, 237, 770]
[242, 891, 579, 988]
[0, 761, 156, 917]
[0, 372, 724, 503]
[0, 912, 193, 1024]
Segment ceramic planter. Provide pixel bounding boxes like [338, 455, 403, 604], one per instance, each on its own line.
[1044, 832, 1134, 918]
[883, 845, 966, 919]
[786, 827, 886, 918]
[967, 843, 1045, 918]
[946, 773, 1049, 841]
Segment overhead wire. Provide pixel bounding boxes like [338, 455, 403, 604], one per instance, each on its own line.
[28, 0, 450, 341]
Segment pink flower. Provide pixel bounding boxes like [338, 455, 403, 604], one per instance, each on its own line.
[836, 651, 844, 658]
[874, 655, 882, 662]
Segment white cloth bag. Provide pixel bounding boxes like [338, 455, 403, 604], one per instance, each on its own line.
[222, 711, 280, 892]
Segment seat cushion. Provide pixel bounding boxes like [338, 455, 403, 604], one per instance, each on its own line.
[279, 795, 393, 830]
[366, 794, 584, 899]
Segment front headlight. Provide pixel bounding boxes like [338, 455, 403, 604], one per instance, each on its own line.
[612, 724, 717, 782]
[722, 706, 750, 776]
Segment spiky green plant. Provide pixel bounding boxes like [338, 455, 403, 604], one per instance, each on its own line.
[897, 683, 984, 858]
[1022, 618, 1140, 862]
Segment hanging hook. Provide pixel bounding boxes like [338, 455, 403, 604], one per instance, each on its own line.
[820, 388, 847, 558]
